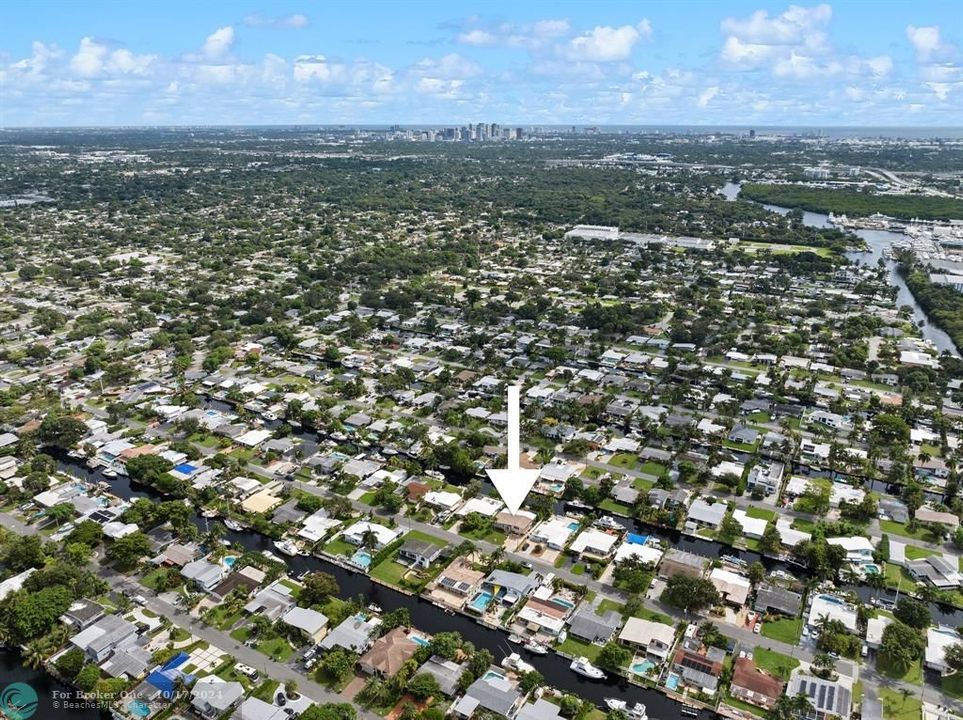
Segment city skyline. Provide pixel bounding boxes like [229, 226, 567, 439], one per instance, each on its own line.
[1, 0, 961, 127]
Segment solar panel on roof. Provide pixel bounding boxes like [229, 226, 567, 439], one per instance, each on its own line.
[439, 577, 456, 588]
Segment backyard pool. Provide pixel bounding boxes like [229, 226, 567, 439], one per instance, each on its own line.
[567, 522, 580, 531]
[350, 550, 372, 568]
[468, 591, 494, 613]
[631, 660, 656, 675]
[862, 563, 881, 575]
[408, 632, 430, 646]
[223, 555, 238, 568]
[665, 674, 680, 691]
[551, 597, 575, 610]
[484, 670, 507, 681]
[127, 700, 151, 718]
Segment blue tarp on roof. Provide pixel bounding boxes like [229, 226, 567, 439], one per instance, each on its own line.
[146, 653, 193, 698]
[626, 533, 648, 545]
[173, 463, 197, 474]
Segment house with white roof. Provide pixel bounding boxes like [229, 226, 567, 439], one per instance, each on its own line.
[424, 490, 462, 511]
[530, 517, 578, 551]
[925, 627, 962, 672]
[342, 521, 401, 549]
[619, 617, 676, 660]
[807, 594, 858, 633]
[826, 536, 874, 564]
[732, 509, 767, 540]
[457, 496, 504, 517]
[569, 528, 619, 560]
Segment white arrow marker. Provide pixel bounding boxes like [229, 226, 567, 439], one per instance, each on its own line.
[487, 385, 540, 515]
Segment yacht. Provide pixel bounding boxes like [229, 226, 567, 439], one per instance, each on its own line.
[508, 634, 524, 645]
[604, 700, 647, 720]
[200, 508, 220, 518]
[523, 640, 548, 655]
[224, 519, 244, 532]
[101, 468, 118, 478]
[594, 515, 622, 530]
[261, 550, 283, 563]
[502, 653, 536, 674]
[570, 657, 606, 680]
[367, 603, 383, 614]
[274, 539, 300, 557]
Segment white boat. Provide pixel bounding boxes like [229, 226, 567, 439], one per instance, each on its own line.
[224, 519, 244, 532]
[274, 539, 300, 557]
[502, 653, 536, 674]
[102, 468, 117, 478]
[367, 604, 383, 614]
[200, 508, 220, 518]
[604, 700, 647, 720]
[523, 640, 548, 655]
[261, 550, 283, 563]
[508, 634, 524, 645]
[570, 657, 606, 680]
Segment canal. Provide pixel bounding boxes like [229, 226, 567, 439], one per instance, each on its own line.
[720, 181, 960, 356]
[50, 456, 706, 720]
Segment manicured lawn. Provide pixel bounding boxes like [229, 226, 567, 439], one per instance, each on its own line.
[746, 411, 771, 424]
[723, 440, 757, 453]
[323, 537, 356, 557]
[880, 687, 922, 720]
[252, 680, 280, 703]
[791, 518, 818, 533]
[639, 461, 667, 478]
[904, 545, 938, 560]
[558, 636, 602, 662]
[369, 557, 413, 587]
[634, 607, 674, 625]
[597, 599, 625, 615]
[230, 625, 252, 642]
[632, 477, 654, 492]
[745, 506, 776, 521]
[599, 499, 631, 515]
[752, 647, 799, 680]
[943, 672, 963, 699]
[760, 617, 803, 644]
[880, 520, 934, 542]
[359, 491, 377, 505]
[459, 525, 507, 545]
[724, 695, 767, 717]
[877, 655, 922, 685]
[256, 636, 294, 662]
[609, 453, 639, 470]
[571, 564, 586, 575]
[204, 605, 244, 630]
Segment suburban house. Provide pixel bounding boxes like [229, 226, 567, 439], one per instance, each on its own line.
[60, 599, 105, 631]
[397, 538, 445, 569]
[925, 627, 962, 672]
[618, 618, 676, 661]
[658, 549, 708, 580]
[566, 606, 622, 645]
[685, 499, 726, 531]
[281, 607, 329, 644]
[452, 669, 523, 719]
[786, 671, 853, 720]
[671, 638, 726, 695]
[906, 555, 963, 589]
[709, 568, 751, 607]
[180, 559, 225, 593]
[569, 527, 619, 560]
[359, 627, 419, 676]
[480, 570, 539, 608]
[190, 677, 244, 720]
[753, 585, 803, 618]
[730, 657, 784, 710]
[231, 698, 290, 720]
[320, 614, 381, 653]
[342, 521, 401, 549]
[70, 614, 139, 663]
[746, 461, 785, 496]
[244, 581, 296, 622]
[530, 517, 578, 551]
[417, 655, 465, 697]
[493, 510, 536, 537]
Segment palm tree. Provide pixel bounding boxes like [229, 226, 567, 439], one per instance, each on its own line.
[23, 639, 50, 670]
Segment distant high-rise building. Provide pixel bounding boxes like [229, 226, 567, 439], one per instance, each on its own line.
[516, 127, 524, 140]
[749, 129, 756, 139]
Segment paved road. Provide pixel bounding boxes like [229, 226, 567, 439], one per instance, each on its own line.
[97, 567, 381, 718]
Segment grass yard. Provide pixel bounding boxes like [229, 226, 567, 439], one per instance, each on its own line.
[879, 520, 936, 542]
[791, 518, 819, 533]
[632, 477, 654, 492]
[904, 545, 938, 561]
[639, 461, 667, 478]
[877, 655, 922, 685]
[229, 625, 252, 643]
[557, 636, 602, 663]
[745, 506, 776, 521]
[252, 680, 280, 703]
[256, 636, 294, 662]
[323, 537, 356, 557]
[760, 616, 803, 644]
[880, 687, 923, 720]
[596, 599, 625, 615]
[599, 499, 632, 515]
[724, 695, 767, 717]
[943, 673, 963, 699]
[369, 557, 413, 587]
[609, 453, 639, 470]
[752, 647, 799, 680]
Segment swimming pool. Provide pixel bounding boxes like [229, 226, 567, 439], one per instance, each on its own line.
[817, 594, 845, 605]
[408, 633, 430, 646]
[567, 522, 580, 531]
[223, 555, 238, 568]
[351, 550, 372, 568]
[551, 597, 575, 610]
[127, 700, 151, 718]
[469, 591, 494, 613]
[666, 674, 680, 690]
[862, 563, 881, 575]
[632, 660, 656, 675]
[484, 670, 507, 681]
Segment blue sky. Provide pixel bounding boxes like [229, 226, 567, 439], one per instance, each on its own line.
[1, 1, 960, 126]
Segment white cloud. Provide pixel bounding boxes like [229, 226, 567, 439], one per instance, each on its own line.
[721, 5, 831, 46]
[244, 13, 309, 29]
[70, 37, 108, 77]
[697, 86, 719, 107]
[202, 26, 235, 59]
[567, 22, 651, 62]
[10, 41, 63, 78]
[108, 48, 156, 75]
[906, 25, 943, 61]
[293, 55, 340, 83]
[532, 20, 570, 38]
[459, 29, 497, 46]
[414, 53, 481, 79]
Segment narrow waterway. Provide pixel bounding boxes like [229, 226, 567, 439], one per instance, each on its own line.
[0, 648, 108, 720]
[49, 456, 706, 720]
[720, 181, 959, 356]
